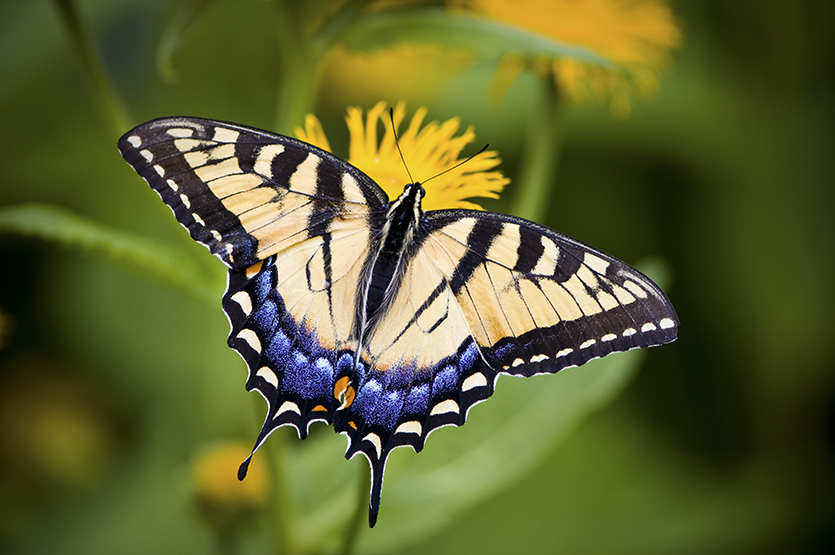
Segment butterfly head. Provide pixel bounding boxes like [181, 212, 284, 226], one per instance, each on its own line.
[386, 182, 425, 228]
[401, 181, 426, 204]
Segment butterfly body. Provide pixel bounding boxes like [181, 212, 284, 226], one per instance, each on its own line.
[118, 116, 678, 527]
[358, 182, 424, 339]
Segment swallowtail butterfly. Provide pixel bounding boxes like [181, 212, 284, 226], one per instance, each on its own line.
[118, 116, 678, 526]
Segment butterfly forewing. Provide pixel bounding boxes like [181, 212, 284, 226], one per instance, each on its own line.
[117, 117, 387, 269]
[423, 210, 678, 376]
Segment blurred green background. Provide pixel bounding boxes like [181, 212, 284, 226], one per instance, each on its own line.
[1, 0, 834, 553]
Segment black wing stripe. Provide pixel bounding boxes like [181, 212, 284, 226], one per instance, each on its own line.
[268, 147, 308, 189]
[307, 158, 348, 238]
[514, 224, 545, 274]
[448, 218, 502, 294]
[235, 140, 262, 174]
[389, 279, 450, 344]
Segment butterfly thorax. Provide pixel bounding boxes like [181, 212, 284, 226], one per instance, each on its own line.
[356, 183, 425, 338]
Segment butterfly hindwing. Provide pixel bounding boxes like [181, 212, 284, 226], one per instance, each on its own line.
[222, 231, 371, 455]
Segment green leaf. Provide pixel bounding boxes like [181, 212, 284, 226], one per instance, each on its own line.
[0, 203, 218, 302]
[341, 7, 615, 66]
[363, 350, 642, 552]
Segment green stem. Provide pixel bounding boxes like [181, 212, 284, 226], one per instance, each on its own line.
[340, 464, 370, 555]
[271, 0, 320, 133]
[271, 0, 373, 133]
[263, 413, 295, 555]
[53, 0, 130, 135]
[213, 534, 241, 555]
[510, 73, 562, 223]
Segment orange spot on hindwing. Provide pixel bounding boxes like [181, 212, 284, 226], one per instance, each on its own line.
[334, 376, 356, 409]
[245, 260, 264, 279]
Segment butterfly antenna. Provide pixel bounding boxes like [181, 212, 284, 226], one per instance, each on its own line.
[421, 143, 490, 186]
[389, 108, 415, 185]
[389, 107, 488, 186]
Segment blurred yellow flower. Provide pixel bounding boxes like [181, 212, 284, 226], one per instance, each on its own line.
[192, 442, 270, 536]
[0, 363, 118, 490]
[296, 101, 509, 210]
[319, 44, 472, 108]
[451, 0, 682, 116]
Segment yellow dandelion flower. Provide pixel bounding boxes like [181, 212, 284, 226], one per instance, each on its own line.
[451, 0, 682, 117]
[296, 101, 509, 211]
